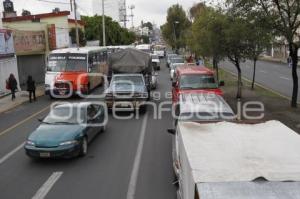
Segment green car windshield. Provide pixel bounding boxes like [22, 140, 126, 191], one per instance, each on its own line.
[43, 107, 85, 124]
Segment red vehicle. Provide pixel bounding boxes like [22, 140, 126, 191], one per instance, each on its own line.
[172, 66, 224, 103]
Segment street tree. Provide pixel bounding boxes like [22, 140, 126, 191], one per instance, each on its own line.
[188, 6, 227, 82]
[69, 28, 86, 46]
[161, 4, 191, 51]
[227, 0, 300, 107]
[224, 15, 251, 99]
[82, 15, 136, 46]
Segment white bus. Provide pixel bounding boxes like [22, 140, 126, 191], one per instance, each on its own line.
[45, 47, 108, 98]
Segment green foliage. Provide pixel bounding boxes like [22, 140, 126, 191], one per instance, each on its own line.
[161, 4, 191, 50]
[69, 28, 86, 46]
[82, 15, 136, 46]
[142, 22, 153, 30]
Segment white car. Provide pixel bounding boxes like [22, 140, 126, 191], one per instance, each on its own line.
[151, 54, 161, 70]
[151, 72, 158, 89]
[170, 63, 185, 80]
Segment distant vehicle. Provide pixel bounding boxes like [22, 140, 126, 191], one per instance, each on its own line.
[151, 54, 161, 70]
[153, 45, 165, 58]
[45, 47, 108, 99]
[25, 103, 107, 159]
[166, 53, 178, 67]
[107, 45, 135, 54]
[170, 63, 185, 80]
[172, 66, 224, 103]
[151, 71, 158, 89]
[168, 121, 300, 199]
[136, 44, 152, 54]
[105, 74, 148, 112]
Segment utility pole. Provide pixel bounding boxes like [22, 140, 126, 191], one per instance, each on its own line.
[70, 0, 80, 48]
[102, 0, 106, 46]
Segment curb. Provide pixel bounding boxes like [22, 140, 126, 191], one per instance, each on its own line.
[0, 91, 45, 114]
[221, 68, 300, 105]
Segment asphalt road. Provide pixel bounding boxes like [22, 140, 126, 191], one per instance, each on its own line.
[0, 59, 176, 199]
[220, 60, 300, 101]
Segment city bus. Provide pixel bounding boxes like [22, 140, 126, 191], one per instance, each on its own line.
[45, 47, 108, 98]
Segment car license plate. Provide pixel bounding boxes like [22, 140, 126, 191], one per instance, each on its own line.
[59, 90, 66, 95]
[40, 152, 50, 158]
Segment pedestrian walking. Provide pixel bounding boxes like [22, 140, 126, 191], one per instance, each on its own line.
[287, 56, 292, 67]
[26, 75, 36, 103]
[7, 73, 17, 101]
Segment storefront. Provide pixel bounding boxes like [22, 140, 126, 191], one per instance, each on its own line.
[0, 29, 19, 95]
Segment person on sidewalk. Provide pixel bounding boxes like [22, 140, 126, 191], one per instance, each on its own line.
[7, 74, 17, 101]
[287, 56, 292, 67]
[26, 75, 36, 103]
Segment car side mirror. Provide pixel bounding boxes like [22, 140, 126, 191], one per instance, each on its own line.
[167, 129, 176, 135]
[219, 80, 225, 87]
[38, 118, 44, 122]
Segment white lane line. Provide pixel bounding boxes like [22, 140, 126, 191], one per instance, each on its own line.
[279, 76, 291, 81]
[0, 142, 25, 165]
[127, 113, 149, 199]
[260, 70, 267, 73]
[32, 171, 63, 199]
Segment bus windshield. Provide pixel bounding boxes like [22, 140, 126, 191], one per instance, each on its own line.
[47, 53, 87, 72]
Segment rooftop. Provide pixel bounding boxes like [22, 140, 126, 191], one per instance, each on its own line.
[2, 11, 70, 22]
[177, 66, 214, 75]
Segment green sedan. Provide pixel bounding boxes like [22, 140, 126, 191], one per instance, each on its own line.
[25, 102, 107, 159]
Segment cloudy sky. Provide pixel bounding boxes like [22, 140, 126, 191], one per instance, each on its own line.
[6, 0, 216, 26]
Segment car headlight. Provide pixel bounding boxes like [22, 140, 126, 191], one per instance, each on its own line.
[59, 140, 79, 146]
[26, 140, 35, 146]
[45, 84, 50, 88]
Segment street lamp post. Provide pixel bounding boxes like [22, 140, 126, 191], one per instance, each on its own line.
[173, 21, 179, 53]
[102, 0, 106, 46]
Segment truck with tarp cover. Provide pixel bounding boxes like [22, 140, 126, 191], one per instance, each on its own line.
[105, 48, 153, 111]
[169, 121, 300, 199]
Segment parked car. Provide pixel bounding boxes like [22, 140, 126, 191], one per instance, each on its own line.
[151, 54, 161, 70]
[168, 120, 300, 199]
[172, 66, 224, 103]
[105, 74, 148, 112]
[25, 102, 107, 159]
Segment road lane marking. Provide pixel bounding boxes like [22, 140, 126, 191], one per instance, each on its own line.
[280, 76, 291, 81]
[0, 105, 50, 137]
[0, 142, 25, 165]
[32, 172, 63, 199]
[127, 113, 149, 199]
[259, 70, 267, 73]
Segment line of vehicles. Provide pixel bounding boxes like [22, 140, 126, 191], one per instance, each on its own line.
[25, 44, 165, 159]
[164, 52, 300, 198]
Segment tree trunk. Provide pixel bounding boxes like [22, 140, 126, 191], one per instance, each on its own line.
[290, 44, 299, 108]
[212, 58, 219, 82]
[251, 59, 257, 90]
[235, 61, 242, 99]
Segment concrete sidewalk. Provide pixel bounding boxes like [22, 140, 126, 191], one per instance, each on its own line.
[0, 85, 44, 114]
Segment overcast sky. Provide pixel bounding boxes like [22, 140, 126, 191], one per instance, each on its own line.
[6, 0, 219, 27]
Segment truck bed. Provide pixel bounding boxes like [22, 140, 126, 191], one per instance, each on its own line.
[197, 181, 300, 199]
